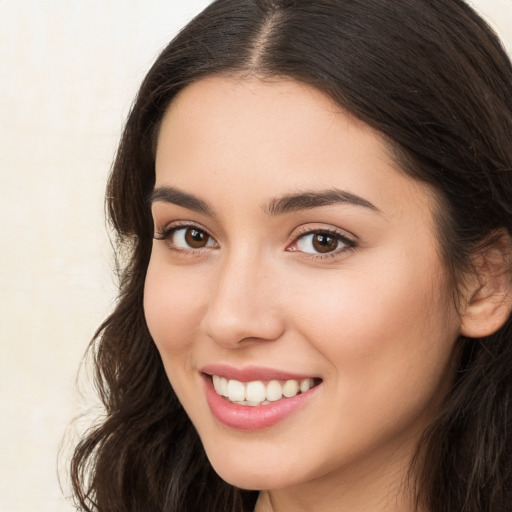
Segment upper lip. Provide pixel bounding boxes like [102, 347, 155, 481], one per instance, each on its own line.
[200, 363, 319, 382]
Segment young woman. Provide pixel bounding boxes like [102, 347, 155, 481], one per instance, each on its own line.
[71, 1, 512, 511]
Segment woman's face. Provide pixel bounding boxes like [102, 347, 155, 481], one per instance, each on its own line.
[144, 77, 462, 495]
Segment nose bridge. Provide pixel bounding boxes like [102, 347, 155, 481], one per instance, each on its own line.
[202, 247, 284, 347]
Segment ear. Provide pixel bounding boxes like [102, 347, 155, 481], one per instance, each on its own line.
[460, 229, 512, 338]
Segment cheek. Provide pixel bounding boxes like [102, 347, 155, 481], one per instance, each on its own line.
[284, 247, 459, 378]
[143, 258, 211, 418]
[282, 261, 460, 452]
[143, 257, 207, 355]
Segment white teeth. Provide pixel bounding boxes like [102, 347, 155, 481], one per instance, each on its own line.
[283, 379, 299, 398]
[246, 381, 266, 403]
[266, 380, 283, 402]
[300, 378, 314, 393]
[246, 400, 262, 406]
[227, 379, 245, 402]
[220, 377, 229, 397]
[211, 376, 317, 405]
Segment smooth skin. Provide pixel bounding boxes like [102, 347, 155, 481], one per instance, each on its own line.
[144, 76, 506, 512]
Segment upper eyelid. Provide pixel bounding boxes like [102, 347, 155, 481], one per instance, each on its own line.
[289, 224, 357, 242]
[153, 222, 218, 245]
[155, 220, 212, 234]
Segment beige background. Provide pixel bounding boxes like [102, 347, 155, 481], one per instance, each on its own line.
[0, 1, 510, 511]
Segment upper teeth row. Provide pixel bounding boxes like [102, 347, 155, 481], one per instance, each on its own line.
[212, 375, 315, 405]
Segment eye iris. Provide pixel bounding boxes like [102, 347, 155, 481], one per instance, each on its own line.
[184, 228, 208, 248]
[312, 233, 338, 253]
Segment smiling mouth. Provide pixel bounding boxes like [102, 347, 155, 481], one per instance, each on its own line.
[209, 375, 321, 406]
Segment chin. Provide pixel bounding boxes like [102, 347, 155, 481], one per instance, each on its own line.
[203, 443, 298, 491]
[211, 463, 284, 491]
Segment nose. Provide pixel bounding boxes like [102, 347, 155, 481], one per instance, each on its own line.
[200, 252, 285, 348]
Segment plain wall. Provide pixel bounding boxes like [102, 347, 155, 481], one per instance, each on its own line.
[0, 1, 510, 511]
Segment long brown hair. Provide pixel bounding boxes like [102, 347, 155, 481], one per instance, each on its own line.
[71, 1, 512, 510]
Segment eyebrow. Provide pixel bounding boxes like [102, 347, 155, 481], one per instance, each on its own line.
[149, 186, 215, 216]
[265, 189, 379, 215]
[149, 185, 379, 217]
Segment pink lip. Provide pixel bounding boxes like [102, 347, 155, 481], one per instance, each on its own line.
[201, 363, 316, 382]
[201, 369, 321, 431]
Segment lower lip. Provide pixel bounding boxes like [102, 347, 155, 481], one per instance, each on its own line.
[202, 375, 320, 430]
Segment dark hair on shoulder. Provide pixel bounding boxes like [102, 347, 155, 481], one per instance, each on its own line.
[71, 1, 512, 511]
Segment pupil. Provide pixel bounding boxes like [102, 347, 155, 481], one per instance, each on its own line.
[185, 228, 207, 248]
[313, 234, 337, 253]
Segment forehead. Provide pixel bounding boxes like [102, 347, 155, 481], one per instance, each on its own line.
[154, 76, 437, 222]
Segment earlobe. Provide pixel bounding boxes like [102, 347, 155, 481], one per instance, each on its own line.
[460, 230, 512, 339]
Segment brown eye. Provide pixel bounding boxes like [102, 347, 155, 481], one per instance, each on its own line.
[312, 233, 339, 253]
[294, 230, 353, 256]
[154, 225, 217, 250]
[184, 228, 210, 248]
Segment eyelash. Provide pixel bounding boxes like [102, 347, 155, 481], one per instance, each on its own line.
[154, 222, 217, 256]
[287, 226, 357, 260]
[153, 222, 357, 260]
